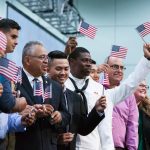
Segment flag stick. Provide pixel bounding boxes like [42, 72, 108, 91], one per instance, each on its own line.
[102, 86, 105, 96]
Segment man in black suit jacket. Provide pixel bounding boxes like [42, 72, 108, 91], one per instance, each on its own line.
[47, 50, 106, 150]
[15, 41, 70, 150]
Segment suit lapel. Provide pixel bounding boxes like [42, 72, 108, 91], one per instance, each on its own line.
[21, 70, 35, 104]
[65, 89, 74, 114]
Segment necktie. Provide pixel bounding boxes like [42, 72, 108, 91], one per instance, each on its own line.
[69, 77, 89, 115]
[33, 78, 43, 104]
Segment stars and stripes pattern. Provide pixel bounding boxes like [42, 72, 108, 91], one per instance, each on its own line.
[0, 31, 7, 51]
[136, 22, 150, 37]
[110, 45, 128, 59]
[0, 57, 19, 82]
[33, 79, 43, 96]
[78, 21, 97, 39]
[16, 67, 22, 84]
[101, 73, 110, 87]
[44, 84, 52, 99]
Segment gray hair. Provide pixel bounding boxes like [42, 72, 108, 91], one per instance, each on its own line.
[22, 41, 43, 64]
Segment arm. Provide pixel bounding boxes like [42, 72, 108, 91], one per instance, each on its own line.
[0, 76, 16, 112]
[125, 95, 138, 150]
[77, 96, 106, 135]
[109, 56, 150, 105]
[8, 113, 26, 133]
[109, 45, 150, 105]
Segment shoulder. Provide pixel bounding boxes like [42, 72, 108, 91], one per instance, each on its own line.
[44, 76, 62, 89]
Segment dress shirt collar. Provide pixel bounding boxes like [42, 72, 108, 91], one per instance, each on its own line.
[23, 68, 43, 84]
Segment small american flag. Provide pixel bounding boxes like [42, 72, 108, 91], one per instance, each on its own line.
[16, 67, 22, 84]
[0, 57, 19, 82]
[110, 45, 128, 59]
[136, 22, 150, 37]
[44, 84, 52, 99]
[0, 31, 7, 51]
[78, 21, 97, 39]
[101, 73, 110, 87]
[33, 79, 43, 96]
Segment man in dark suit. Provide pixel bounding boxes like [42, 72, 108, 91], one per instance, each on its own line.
[15, 41, 70, 150]
[47, 50, 106, 150]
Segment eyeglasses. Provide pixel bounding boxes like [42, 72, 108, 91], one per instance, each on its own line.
[110, 64, 126, 71]
[139, 84, 149, 89]
[29, 55, 48, 61]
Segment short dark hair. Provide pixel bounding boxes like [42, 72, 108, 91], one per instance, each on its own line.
[0, 18, 21, 33]
[68, 47, 90, 61]
[48, 50, 67, 59]
[91, 59, 96, 64]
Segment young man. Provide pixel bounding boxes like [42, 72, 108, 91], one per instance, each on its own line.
[65, 45, 150, 150]
[0, 18, 26, 113]
[47, 50, 106, 150]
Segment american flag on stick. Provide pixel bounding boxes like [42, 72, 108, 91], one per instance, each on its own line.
[78, 21, 97, 39]
[101, 73, 110, 87]
[110, 45, 128, 59]
[33, 79, 43, 96]
[0, 57, 19, 82]
[136, 22, 150, 37]
[16, 67, 22, 84]
[0, 31, 7, 51]
[44, 84, 52, 100]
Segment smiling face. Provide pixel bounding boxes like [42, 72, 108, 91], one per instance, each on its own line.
[134, 80, 148, 105]
[24, 44, 48, 77]
[90, 64, 100, 82]
[48, 58, 69, 86]
[107, 56, 124, 87]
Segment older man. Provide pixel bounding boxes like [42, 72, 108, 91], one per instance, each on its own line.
[15, 41, 70, 150]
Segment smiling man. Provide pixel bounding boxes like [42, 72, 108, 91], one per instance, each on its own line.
[47, 50, 106, 150]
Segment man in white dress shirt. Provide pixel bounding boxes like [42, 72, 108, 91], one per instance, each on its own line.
[65, 45, 150, 150]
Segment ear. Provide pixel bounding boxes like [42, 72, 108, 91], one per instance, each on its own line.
[24, 56, 30, 66]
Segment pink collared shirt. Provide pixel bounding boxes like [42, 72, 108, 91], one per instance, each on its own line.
[112, 94, 138, 150]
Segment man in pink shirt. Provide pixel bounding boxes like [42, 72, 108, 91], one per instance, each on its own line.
[105, 56, 138, 150]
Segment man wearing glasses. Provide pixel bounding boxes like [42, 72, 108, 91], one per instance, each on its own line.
[105, 56, 139, 150]
[15, 41, 70, 150]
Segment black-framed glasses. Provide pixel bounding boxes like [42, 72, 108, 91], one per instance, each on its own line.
[110, 64, 126, 71]
[139, 84, 149, 89]
[29, 55, 48, 61]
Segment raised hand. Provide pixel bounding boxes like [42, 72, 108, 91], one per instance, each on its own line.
[143, 43, 150, 59]
[95, 96, 107, 112]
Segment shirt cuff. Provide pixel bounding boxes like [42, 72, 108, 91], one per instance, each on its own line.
[97, 111, 104, 117]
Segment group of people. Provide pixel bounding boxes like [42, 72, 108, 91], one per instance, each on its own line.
[0, 18, 150, 150]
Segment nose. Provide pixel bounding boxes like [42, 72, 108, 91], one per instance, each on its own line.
[60, 69, 66, 75]
[15, 39, 18, 45]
